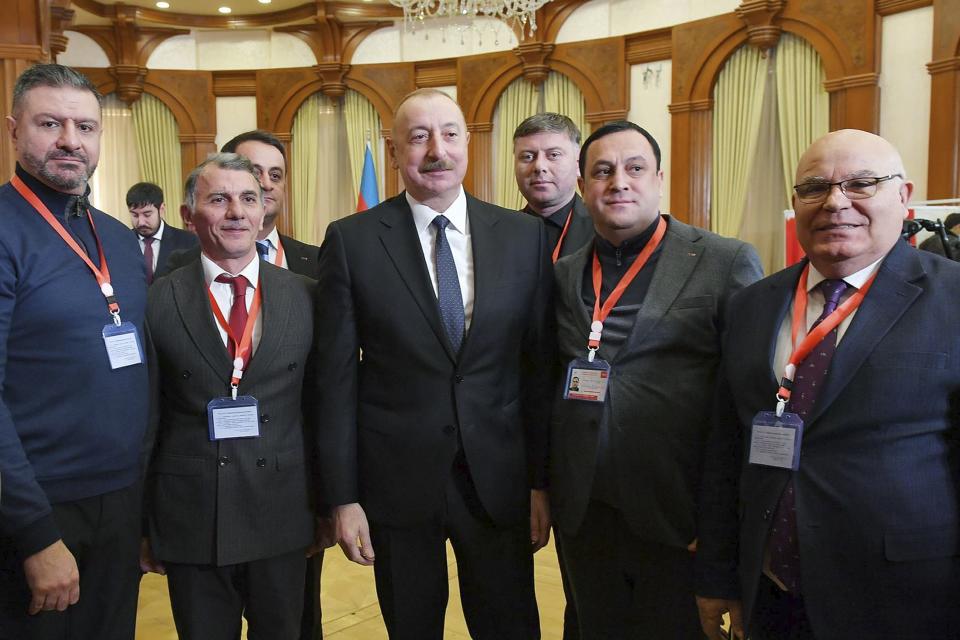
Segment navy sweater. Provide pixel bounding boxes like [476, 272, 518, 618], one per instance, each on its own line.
[0, 166, 149, 556]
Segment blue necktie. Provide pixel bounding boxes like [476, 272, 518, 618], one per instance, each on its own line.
[256, 240, 270, 261]
[432, 215, 465, 353]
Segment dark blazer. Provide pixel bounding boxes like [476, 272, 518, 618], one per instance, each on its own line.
[550, 216, 762, 546]
[159, 233, 320, 280]
[697, 240, 960, 639]
[315, 192, 554, 527]
[140, 222, 198, 277]
[556, 194, 595, 259]
[144, 258, 317, 566]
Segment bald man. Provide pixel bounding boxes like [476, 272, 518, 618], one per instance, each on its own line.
[315, 89, 553, 639]
[695, 130, 960, 640]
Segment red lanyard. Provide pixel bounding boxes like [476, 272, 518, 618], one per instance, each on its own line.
[551, 207, 575, 264]
[587, 216, 667, 360]
[11, 174, 121, 324]
[207, 278, 263, 397]
[775, 264, 876, 414]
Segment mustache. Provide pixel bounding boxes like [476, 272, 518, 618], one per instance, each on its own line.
[220, 223, 249, 231]
[47, 150, 88, 163]
[420, 159, 455, 172]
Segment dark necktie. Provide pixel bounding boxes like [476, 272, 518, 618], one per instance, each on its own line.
[432, 215, 465, 353]
[256, 240, 270, 261]
[143, 237, 155, 285]
[214, 274, 249, 360]
[768, 278, 849, 593]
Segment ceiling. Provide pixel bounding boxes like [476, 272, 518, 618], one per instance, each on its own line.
[76, 0, 391, 20]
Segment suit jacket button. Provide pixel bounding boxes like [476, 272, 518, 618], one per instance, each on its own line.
[288, 362, 297, 371]
[763, 509, 772, 520]
[181, 370, 191, 379]
[256, 457, 267, 467]
[443, 424, 455, 435]
[455, 375, 464, 383]
[260, 414, 270, 423]
[218, 456, 230, 467]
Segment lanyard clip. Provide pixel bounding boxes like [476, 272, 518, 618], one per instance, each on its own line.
[587, 347, 598, 363]
[111, 310, 122, 327]
[231, 384, 238, 400]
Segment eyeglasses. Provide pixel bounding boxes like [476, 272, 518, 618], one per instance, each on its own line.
[792, 174, 902, 203]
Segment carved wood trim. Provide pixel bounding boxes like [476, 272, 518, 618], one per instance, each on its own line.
[213, 71, 257, 97]
[875, 0, 932, 15]
[415, 60, 457, 87]
[0, 44, 44, 61]
[625, 27, 672, 64]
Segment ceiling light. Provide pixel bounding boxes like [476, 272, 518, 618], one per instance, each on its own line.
[390, 0, 548, 36]
[155, 1, 169, 7]
[218, 6, 232, 13]
[258, 0, 272, 4]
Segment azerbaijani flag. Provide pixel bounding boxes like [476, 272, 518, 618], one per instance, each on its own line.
[356, 142, 380, 212]
[784, 209, 804, 267]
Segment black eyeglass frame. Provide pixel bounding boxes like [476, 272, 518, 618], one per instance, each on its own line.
[792, 174, 903, 203]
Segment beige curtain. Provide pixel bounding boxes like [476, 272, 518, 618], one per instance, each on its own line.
[544, 71, 587, 140]
[290, 93, 354, 245]
[344, 89, 383, 202]
[776, 33, 829, 203]
[131, 93, 184, 228]
[89, 94, 140, 225]
[492, 77, 538, 210]
[711, 45, 768, 238]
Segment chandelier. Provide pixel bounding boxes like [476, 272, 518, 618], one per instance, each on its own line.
[389, 0, 552, 37]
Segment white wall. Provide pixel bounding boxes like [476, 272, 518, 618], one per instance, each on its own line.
[215, 97, 258, 151]
[352, 17, 517, 64]
[145, 30, 315, 70]
[58, 30, 111, 67]
[879, 7, 933, 202]
[628, 61, 672, 213]
[556, 0, 739, 43]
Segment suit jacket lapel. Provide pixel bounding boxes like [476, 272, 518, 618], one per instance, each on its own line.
[561, 241, 595, 354]
[806, 242, 924, 426]
[377, 195, 455, 362]
[459, 196, 502, 361]
[241, 264, 288, 388]
[171, 259, 233, 386]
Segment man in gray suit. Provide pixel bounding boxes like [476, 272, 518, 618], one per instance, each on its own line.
[141, 153, 318, 639]
[550, 121, 762, 638]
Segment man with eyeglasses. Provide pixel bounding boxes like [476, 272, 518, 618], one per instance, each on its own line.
[695, 129, 960, 640]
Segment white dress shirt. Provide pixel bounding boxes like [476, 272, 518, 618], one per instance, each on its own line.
[407, 187, 475, 330]
[201, 252, 263, 356]
[259, 227, 289, 269]
[772, 257, 884, 380]
[138, 220, 165, 272]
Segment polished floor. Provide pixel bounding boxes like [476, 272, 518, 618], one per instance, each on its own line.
[136, 538, 568, 639]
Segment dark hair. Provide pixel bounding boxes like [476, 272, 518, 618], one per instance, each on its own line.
[944, 213, 960, 231]
[183, 153, 261, 210]
[579, 120, 661, 175]
[513, 113, 581, 145]
[12, 64, 102, 116]
[221, 129, 286, 162]
[126, 182, 164, 209]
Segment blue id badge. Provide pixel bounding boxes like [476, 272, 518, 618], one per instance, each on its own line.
[563, 357, 611, 402]
[207, 396, 260, 441]
[749, 411, 803, 470]
[102, 321, 144, 369]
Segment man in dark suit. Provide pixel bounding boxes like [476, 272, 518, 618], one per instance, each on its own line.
[514, 113, 593, 263]
[141, 153, 318, 639]
[126, 181, 197, 284]
[316, 88, 554, 639]
[550, 120, 762, 639]
[696, 129, 960, 640]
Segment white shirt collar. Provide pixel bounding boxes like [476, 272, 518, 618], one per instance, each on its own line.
[807, 256, 883, 293]
[201, 251, 260, 289]
[141, 219, 165, 241]
[262, 226, 281, 250]
[407, 187, 468, 236]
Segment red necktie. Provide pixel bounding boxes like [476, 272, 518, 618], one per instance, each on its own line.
[143, 237, 155, 285]
[214, 274, 249, 359]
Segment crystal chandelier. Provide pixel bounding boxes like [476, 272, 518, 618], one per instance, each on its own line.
[389, 0, 552, 37]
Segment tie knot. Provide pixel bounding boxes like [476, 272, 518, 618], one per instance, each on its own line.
[143, 236, 154, 246]
[256, 241, 270, 260]
[818, 278, 848, 315]
[215, 274, 249, 297]
[432, 215, 450, 231]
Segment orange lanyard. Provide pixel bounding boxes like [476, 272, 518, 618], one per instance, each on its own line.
[774, 264, 876, 414]
[271, 239, 285, 268]
[207, 278, 263, 397]
[11, 174, 121, 324]
[587, 216, 667, 360]
[551, 207, 575, 264]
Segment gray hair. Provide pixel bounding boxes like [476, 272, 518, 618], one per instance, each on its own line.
[12, 64, 102, 116]
[183, 153, 263, 211]
[513, 113, 581, 146]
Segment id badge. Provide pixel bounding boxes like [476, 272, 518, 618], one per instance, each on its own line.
[749, 410, 804, 470]
[207, 396, 261, 441]
[102, 321, 144, 369]
[563, 357, 611, 402]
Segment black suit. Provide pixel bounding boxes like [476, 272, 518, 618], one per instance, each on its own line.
[315, 192, 553, 639]
[144, 258, 317, 640]
[159, 233, 320, 280]
[523, 194, 594, 261]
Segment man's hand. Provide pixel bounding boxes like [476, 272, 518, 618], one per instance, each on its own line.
[696, 596, 743, 640]
[307, 516, 337, 557]
[530, 489, 551, 552]
[23, 540, 79, 615]
[334, 503, 375, 566]
[139, 537, 166, 575]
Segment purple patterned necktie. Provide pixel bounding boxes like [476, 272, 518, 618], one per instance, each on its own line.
[768, 278, 849, 593]
[432, 215, 465, 353]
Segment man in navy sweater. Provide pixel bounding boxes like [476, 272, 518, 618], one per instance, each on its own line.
[0, 64, 148, 639]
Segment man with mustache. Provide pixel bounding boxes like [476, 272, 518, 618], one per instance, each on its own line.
[316, 88, 554, 638]
[550, 120, 761, 638]
[696, 130, 960, 640]
[126, 182, 197, 284]
[0, 64, 149, 639]
[141, 153, 319, 639]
